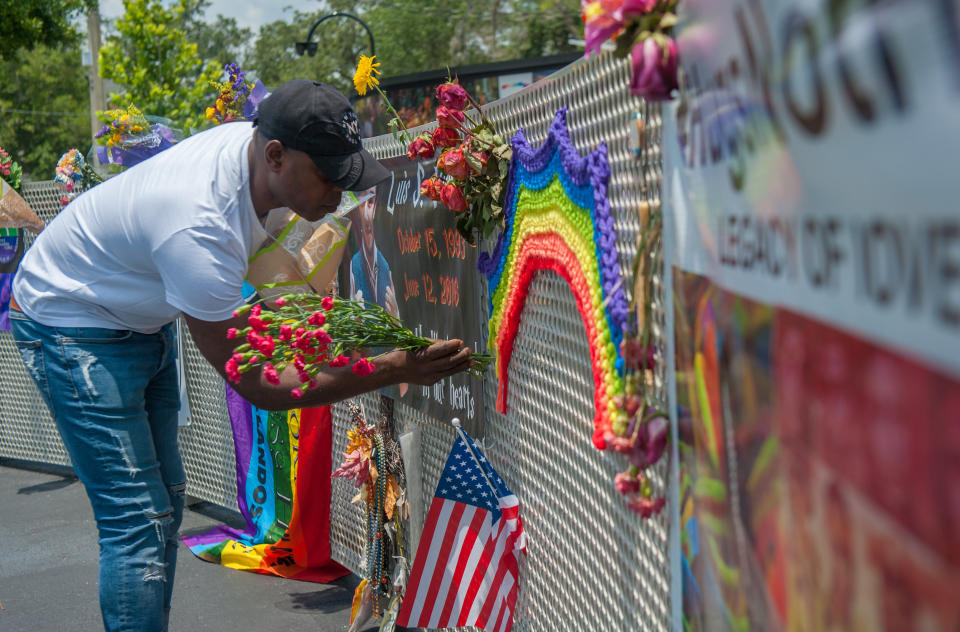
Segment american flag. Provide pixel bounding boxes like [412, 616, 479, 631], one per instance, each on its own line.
[396, 426, 526, 632]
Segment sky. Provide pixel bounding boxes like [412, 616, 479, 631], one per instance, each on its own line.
[98, 0, 324, 32]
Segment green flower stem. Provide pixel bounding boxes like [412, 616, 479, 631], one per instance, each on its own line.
[374, 85, 413, 145]
[455, 124, 499, 151]
[243, 295, 491, 378]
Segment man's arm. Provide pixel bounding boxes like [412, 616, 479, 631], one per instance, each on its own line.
[183, 312, 472, 411]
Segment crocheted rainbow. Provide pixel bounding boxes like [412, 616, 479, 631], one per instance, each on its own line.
[479, 107, 629, 450]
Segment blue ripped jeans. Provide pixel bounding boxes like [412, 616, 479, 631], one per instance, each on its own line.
[10, 308, 185, 632]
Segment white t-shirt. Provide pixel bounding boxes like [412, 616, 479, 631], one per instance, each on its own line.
[13, 122, 269, 333]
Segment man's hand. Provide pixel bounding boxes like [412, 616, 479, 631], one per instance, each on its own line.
[380, 338, 472, 386]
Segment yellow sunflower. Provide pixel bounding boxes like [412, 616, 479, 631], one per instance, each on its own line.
[353, 54, 381, 96]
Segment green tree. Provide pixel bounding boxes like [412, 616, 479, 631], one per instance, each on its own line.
[0, 39, 91, 180]
[0, 0, 91, 59]
[246, 0, 582, 92]
[182, 0, 252, 69]
[507, 0, 581, 58]
[247, 6, 375, 95]
[99, 0, 221, 132]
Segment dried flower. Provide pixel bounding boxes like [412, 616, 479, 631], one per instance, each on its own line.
[420, 177, 444, 202]
[614, 471, 641, 495]
[436, 105, 465, 129]
[625, 496, 666, 518]
[407, 135, 436, 160]
[440, 183, 468, 212]
[332, 447, 370, 487]
[436, 82, 468, 110]
[438, 148, 470, 180]
[469, 151, 489, 176]
[622, 413, 669, 469]
[431, 126, 460, 149]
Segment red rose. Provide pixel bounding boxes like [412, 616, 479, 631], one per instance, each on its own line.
[435, 82, 468, 110]
[440, 183, 468, 213]
[436, 105, 465, 129]
[420, 177, 444, 202]
[438, 149, 470, 180]
[406, 135, 435, 160]
[431, 126, 460, 149]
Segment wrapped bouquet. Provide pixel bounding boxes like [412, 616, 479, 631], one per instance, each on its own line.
[94, 104, 180, 169]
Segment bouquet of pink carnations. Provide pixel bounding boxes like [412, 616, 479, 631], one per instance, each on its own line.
[225, 294, 490, 398]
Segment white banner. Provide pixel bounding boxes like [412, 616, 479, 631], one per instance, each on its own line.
[664, 0, 960, 376]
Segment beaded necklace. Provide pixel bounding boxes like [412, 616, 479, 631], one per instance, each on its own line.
[366, 431, 387, 619]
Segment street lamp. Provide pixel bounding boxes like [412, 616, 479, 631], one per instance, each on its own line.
[295, 11, 375, 57]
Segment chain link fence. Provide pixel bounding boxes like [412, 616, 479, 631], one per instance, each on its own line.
[0, 50, 672, 631]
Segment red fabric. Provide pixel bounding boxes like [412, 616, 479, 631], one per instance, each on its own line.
[285, 406, 349, 582]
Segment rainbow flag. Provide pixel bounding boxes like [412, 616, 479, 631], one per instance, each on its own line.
[182, 386, 348, 582]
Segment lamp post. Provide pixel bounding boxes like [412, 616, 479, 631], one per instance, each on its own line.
[295, 12, 375, 58]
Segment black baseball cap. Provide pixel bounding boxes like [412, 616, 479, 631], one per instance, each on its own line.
[253, 79, 389, 191]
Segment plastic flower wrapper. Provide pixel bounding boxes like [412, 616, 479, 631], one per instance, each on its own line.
[54, 149, 104, 207]
[225, 295, 491, 399]
[94, 104, 181, 169]
[206, 62, 270, 125]
[0, 149, 43, 234]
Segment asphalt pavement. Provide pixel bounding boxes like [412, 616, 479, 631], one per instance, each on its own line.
[0, 460, 376, 632]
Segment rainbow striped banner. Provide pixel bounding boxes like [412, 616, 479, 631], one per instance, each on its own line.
[182, 387, 348, 582]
